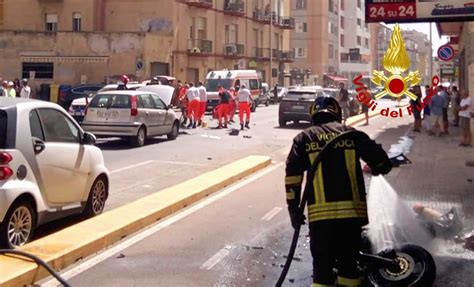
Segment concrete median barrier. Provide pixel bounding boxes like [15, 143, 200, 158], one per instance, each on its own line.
[0, 155, 271, 287]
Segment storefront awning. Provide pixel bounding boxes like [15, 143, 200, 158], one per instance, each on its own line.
[20, 56, 109, 63]
[325, 74, 348, 82]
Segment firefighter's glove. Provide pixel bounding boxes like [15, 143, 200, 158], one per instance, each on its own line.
[371, 160, 393, 176]
[289, 209, 306, 229]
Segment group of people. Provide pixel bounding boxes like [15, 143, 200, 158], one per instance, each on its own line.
[410, 84, 472, 147]
[175, 81, 252, 131]
[0, 78, 31, 99]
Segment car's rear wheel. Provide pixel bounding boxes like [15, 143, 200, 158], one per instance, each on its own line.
[132, 126, 146, 147]
[0, 200, 35, 248]
[167, 121, 179, 140]
[83, 176, 108, 218]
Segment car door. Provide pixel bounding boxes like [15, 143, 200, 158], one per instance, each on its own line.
[138, 94, 159, 136]
[30, 108, 90, 204]
[151, 94, 169, 134]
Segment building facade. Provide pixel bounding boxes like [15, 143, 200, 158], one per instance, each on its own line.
[0, 0, 293, 87]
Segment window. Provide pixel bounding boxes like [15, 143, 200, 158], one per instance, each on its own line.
[296, 22, 307, 33]
[151, 95, 166, 109]
[22, 63, 54, 79]
[357, 0, 361, 9]
[45, 13, 58, 31]
[357, 36, 361, 46]
[140, 94, 156, 109]
[341, 0, 344, 10]
[365, 22, 368, 30]
[328, 44, 334, 59]
[110, 95, 131, 109]
[357, 18, 361, 27]
[89, 94, 110, 108]
[29, 110, 44, 141]
[328, 0, 334, 12]
[295, 0, 307, 10]
[295, 47, 307, 58]
[249, 79, 259, 90]
[328, 22, 336, 35]
[340, 34, 345, 47]
[364, 38, 369, 48]
[37, 109, 80, 143]
[73, 12, 81, 32]
[340, 16, 344, 29]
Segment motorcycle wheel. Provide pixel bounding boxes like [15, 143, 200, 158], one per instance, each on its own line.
[367, 244, 436, 287]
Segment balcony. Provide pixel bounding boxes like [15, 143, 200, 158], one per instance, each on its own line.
[272, 49, 281, 60]
[252, 9, 267, 23]
[224, 1, 245, 17]
[188, 39, 213, 56]
[280, 51, 295, 62]
[279, 17, 295, 29]
[223, 43, 245, 58]
[182, 0, 213, 9]
[252, 47, 270, 60]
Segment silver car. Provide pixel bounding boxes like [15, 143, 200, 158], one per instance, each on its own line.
[81, 89, 180, 147]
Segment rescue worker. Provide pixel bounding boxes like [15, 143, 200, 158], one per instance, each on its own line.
[237, 84, 252, 130]
[186, 83, 200, 129]
[117, 75, 129, 90]
[178, 82, 189, 128]
[217, 85, 231, 129]
[228, 87, 237, 123]
[285, 96, 392, 287]
[197, 82, 207, 126]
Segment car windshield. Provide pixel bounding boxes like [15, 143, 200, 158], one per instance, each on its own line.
[0, 110, 6, 148]
[205, 79, 233, 92]
[285, 91, 317, 99]
[89, 94, 131, 109]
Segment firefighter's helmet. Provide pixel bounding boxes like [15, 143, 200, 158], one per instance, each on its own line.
[309, 96, 342, 124]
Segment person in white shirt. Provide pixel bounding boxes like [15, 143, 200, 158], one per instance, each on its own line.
[197, 82, 207, 126]
[458, 90, 472, 147]
[186, 83, 200, 129]
[20, 79, 31, 99]
[237, 84, 252, 130]
[0, 81, 7, 97]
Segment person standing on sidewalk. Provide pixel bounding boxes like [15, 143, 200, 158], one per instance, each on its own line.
[0, 81, 8, 97]
[410, 86, 422, 132]
[338, 82, 350, 125]
[237, 84, 252, 130]
[440, 86, 450, 135]
[458, 90, 472, 147]
[197, 82, 207, 127]
[429, 86, 447, 136]
[7, 82, 16, 98]
[20, 79, 31, 99]
[451, 86, 460, 126]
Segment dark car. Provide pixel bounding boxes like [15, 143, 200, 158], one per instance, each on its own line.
[278, 86, 326, 127]
[58, 84, 105, 111]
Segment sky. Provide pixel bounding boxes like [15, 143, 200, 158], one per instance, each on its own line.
[386, 23, 450, 56]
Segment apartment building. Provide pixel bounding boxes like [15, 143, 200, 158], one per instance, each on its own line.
[290, 0, 339, 85]
[402, 29, 432, 84]
[0, 0, 293, 86]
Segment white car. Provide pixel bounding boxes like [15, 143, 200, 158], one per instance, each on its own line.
[0, 98, 109, 248]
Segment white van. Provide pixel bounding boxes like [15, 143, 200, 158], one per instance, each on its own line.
[204, 70, 263, 112]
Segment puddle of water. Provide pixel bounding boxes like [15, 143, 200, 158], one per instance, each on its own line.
[367, 176, 434, 252]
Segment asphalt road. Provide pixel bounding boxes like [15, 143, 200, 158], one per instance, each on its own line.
[40, 102, 430, 287]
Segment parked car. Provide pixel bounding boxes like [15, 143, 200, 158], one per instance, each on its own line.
[68, 83, 145, 123]
[0, 98, 109, 248]
[81, 87, 179, 147]
[59, 84, 105, 111]
[256, 82, 271, 107]
[278, 86, 326, 127]
[268, 86, 289, 104]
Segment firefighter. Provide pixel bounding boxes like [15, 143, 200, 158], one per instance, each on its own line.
[217, 85, 231, 129]
[285, 96, 392, 287]
[117, 75, 129, 90]
[237, 84, 252, 130]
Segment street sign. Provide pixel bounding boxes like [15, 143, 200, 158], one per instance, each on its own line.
[366, 1, 474, 23]
[437, 44, 455, 62]
[136, 59, 144, 71]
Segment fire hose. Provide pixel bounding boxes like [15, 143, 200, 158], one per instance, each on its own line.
[276, 130, 366, 287]
[0, 249, 70, 286]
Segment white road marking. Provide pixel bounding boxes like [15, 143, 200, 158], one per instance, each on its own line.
[261, 207, 283, 221]
[154, 160, 207, 167]
[41, 162, 284, 287]
[200, 245, 232, 270]
[110, 160, 155, 174]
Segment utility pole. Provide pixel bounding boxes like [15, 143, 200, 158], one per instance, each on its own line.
[269, 0, 273, 87]
[429, 22, 433, 81]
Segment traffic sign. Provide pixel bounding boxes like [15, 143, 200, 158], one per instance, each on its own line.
[136, 59, 144, 71]
[437, 44, 455, 62]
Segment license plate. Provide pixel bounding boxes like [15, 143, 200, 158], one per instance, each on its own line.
[74, 111, 83, 116]
[292, 105, 305, 110]
[97, 111, 119, 118]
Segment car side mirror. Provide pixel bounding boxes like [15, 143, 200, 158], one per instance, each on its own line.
[82, 132, 96, 145]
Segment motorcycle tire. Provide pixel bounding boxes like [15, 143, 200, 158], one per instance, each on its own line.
[367, 244, 436, 287]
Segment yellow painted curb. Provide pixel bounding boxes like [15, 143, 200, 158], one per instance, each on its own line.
[0, 155, 272, 287]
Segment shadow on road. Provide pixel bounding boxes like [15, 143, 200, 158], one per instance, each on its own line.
[95, 137, 169, 150]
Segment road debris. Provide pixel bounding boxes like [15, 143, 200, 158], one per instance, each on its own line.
[413, 204, 463, 238]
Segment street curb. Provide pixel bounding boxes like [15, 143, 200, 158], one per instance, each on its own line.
[0, 155, 272, 287]
[346, 102, 410, 127]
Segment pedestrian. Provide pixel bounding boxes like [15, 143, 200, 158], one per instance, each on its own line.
[237, 84, 252, 130]
[20, 79, 31, 99]
[7, 81, 16, 98]
[423, 85, 431, 131]
[228, 87, 237, 123]
[285, 96, 392, 287]
[186, 83, 200, 129]
[429, 86, 447, 136]
[361, 91, 370, 126]
[410, 86, 422, 132]
[338, 82, 350, 125]
[440, 86, 450, 135]
[458, 90, 472, 147]
[178, 82, 189, 128]
[273, 83, 279, 103]
[216, 85, 231, 129]
[0, 81, 7, 97]
[13, 79, 21, 96]
[197, 82, 207, 126]
[451, 86, 460, 126]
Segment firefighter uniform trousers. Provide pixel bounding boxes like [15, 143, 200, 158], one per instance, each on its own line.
[199, 101, 207, 120]
[238, 102, 251, 124]
[187, 99, 200, 122]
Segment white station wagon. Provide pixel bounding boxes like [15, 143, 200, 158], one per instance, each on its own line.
[0, 98, 109, 248]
